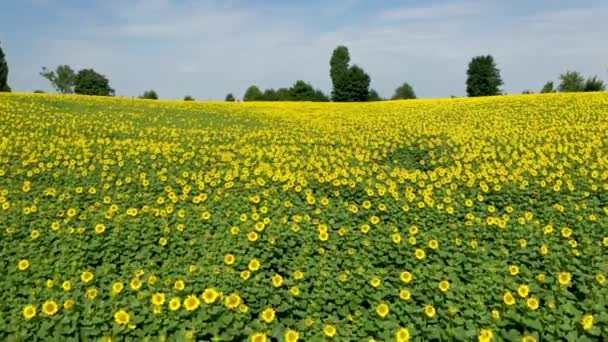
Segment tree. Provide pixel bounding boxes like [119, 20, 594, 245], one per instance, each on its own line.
[540, 81, 555, 94]
[276, 88, 290, 101]
[391, 82, 417, 100]
[330, 46, 351, 101]
[34, 90, 45, 94]
[314, 89, 330, 102]
[139, 90, 158, 100]
[262, 88, 278, 101]
[558, 71, 585, 92]
[184, 95, 195, 101]
[369, 89, 382, 101]
[521, 90, 533, 95]
[583, 76, 606, 92]
[465, 55, 503, 97]
[225, 93, 236, 102]
[288, 80, 318, 101]
[40, 65, 76, 94]
[74, 69, 114, 96]
[344, 65, 371, 102]
[0, 42, 10, 92]
[243, 85, 263, 101]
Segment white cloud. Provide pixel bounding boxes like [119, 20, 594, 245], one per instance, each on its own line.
[377, 1, 483, 21]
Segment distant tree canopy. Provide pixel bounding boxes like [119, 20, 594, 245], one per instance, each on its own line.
[41, 65, 76, 94]
[243, 81, 328, 102]
[225, 93, 236, 102]
[391, 82, 417, 100]
[330, 46, 371, 102]
[74, 69, 114, 96]
[368, 89, 382, 101]
[34, 90, 45, 94]
[0, 42, 10, 92]
[466, 55, 503, 97]
[521, 90, 534, 95]
[243, 85, 264, 101]
[139, 90, 158, 100]
[183, 95, 195, 101]
[583, 76, 606, 92]
[540, 81, 555, 94]
[558, 71, 585, 92]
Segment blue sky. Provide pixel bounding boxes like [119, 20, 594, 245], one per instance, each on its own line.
[1, 0, 607, 99]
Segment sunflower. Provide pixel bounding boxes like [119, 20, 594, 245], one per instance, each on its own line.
[491, 309, 500, 319]
[23, 305, 36, 320]
[294, 271, 304, 280]
[415, 249, 426, 260]
[248, 231, 259, 242]
[86, 288, 98, 299]
[558, 272, 572, 286]
[272, 274, 284, 287]
[370, 215, 380, 225]
[112, 282, 124, 294]
[169, 297, 181, 311]
[596, 273, 606, 285]
[202, 288, 219, 304]
[517, 284, 529, 298]
[241, 270, 252, 281]
[81, 271, 94, 283]
[478, 329, 493, 342]
[250, 333, 267, 342]
[424, 304, 436, 318]
[521, 336, 537, 342]
[261, 307, 275, 323]
[62, 280, 72, 292]
[114, 309, 130, 325]
[63, 299, 75, 310]
[399, 289, 411, 300]
[224, 293, 241, 309]
[581, 314, 594, 330]
[130, 278, 142, 290]
[400, 271, 413, 283]
[376, 303, 389, 318]
[248, 259, 261, 271]
[18, 259, 30, 271]
[290, 286, 300, 296]
[508, 265, 519, 276]
[151, 292, 166, 306]
[184, 295, 201, 311]
[395, 327, 410, 342]
[285, 329, 299, 342]
[526, 297, 539, 310]
[224, 254, 235, 265]
[323, 324, 337, 338]
[503, 292, 516, 306]
[370, 277, 381, 288]
[94, 224, 106, 234]
[174, 280, 185, 291]
[428, 240, 439, 249]
[439, 280, 450, 292]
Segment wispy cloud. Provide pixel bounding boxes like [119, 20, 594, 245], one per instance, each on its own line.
[378, 1, 482, 21]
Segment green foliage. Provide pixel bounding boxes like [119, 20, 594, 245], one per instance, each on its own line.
[330, 45, 350, 102]
[288, 80, 328, 102]
[139, 90, 159, 100]
[276, 88, 290, 101]
[583, 76, 606, 92]
[243, 85, 263, 101]
[262, 88, 279, 101]
[344, 65, 371, 102]
[0, 42, 10, 92]
[558, 71, 585, 92]
[33, 90, 45, 94]
[40, 65, 76, 94]
[369, 89, 382, 101]
[466, 55, 503, 97]
[540, 81, 555, 94]
[183, 95, 195, 101]
[225, 93, 236, 102]
[330, 46, 371, 102]
[521, 90, 534, 95]
[391, 82, 417, 100]
[74, 69, 115, 96]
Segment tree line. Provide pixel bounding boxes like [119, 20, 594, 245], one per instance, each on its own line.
[0, 41, 605, 100]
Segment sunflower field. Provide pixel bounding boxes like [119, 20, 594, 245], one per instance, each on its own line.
[0, 92, 607, 341]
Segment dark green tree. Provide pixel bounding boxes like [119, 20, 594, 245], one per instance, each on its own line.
[330, 46, 350, 101]
[314, 89, 330, 102]
[0, 42, 10, 92]
[243, 86, 263, 101]
[583, 76, 606, 92]
[74, 69, 114, 96]
[465, 55, 503, 97]
[225, 93, 236, 102]
[276, 88, 290, 101]
[34, 90, 45, 94]
[391, 82, 417, 100]
[288, 80, 318, 101]
[139, 90, 158, 100]
[183, 95, 195, 101]
[369, 89, 382, 101]
[558, 71, 585, 92]
[40, 65, 76, 94]
[344, 65, 370, 102]
[521, 90, 533, 95]
[262, 88, 278, 101]
[540, 81, 555, 94]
